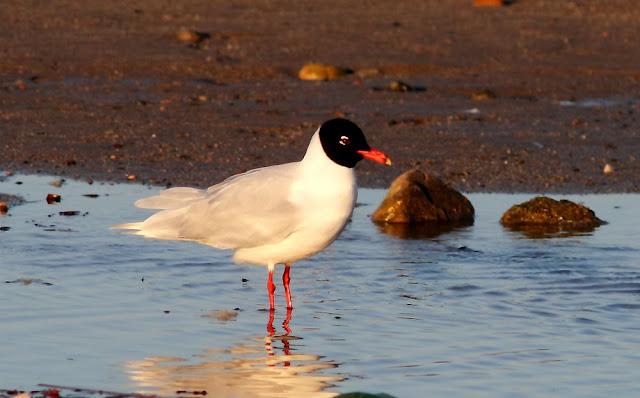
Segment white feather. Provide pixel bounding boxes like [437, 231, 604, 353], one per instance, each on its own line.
[135, 187, 205, 209]
[116, 130, 357, 267]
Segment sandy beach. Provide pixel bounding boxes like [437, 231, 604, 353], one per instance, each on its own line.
[1, 0, 639, 192]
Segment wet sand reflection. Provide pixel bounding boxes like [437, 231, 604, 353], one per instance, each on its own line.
[127, 309, 341, 398]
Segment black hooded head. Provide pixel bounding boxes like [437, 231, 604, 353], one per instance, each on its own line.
[318, 118, 371, 168]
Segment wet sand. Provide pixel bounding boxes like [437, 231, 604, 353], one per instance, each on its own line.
[2, 0, 639, 192]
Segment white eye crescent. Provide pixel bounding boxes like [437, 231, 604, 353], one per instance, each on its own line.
[339, 136, 350, 145]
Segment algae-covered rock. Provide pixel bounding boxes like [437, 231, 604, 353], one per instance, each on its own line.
[372, 169, 474, 225]
[500, 196, 604, 229]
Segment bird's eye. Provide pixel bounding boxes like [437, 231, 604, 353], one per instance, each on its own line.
[339, 136, 350, 146]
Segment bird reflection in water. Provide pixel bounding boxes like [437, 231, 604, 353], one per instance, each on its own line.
[127, 308, 341, 398]
[266, 308, 293, 365]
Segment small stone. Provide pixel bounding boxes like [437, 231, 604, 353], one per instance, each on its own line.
[50, 179, 65, 188]
[42, 389, 60, 398]
[0, 202, 8, 214]
[355, 68, 380, 78]
[46, 193, 62, 204]
[372, 169, 474, 225]
[571, 117, 587, 128]
[471, 89, 497, 101]
[298, 63, 351, 81]
[15, 79, 27, 91]
[374, 80, 426, 92]
[389, 80, 411, 92]
[603, 163, 614, 174]
[127, 174, 137, 181]
[176, 29, 210, 44]
[473, 0, 505, 6]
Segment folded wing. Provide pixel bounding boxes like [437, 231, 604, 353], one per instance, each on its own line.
[122, 163, 301, 250]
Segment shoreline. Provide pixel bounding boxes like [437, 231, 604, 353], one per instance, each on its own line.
[2, 1, 639, 193]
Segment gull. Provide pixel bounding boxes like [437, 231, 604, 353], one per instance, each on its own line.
[117, 118, 391, 311]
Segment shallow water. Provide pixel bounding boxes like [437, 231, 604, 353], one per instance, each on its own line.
[1, 175, 640, 397]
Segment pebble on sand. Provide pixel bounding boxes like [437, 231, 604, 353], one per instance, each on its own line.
[500, 196, 604, 228]
[603, 163, 614, 174]
[59, 211, 80, 216]
[373, 81, 426, 92]
[50, 179, 65, 188]
[298, 63, 351, 81]
[176, 29, 210, 44]
[372, 169, 475, 224]
[46, 193, 62, 204]
[471, 89, 497, 101]
[355, 68, 380, 78]
[473, 0, 505, 6]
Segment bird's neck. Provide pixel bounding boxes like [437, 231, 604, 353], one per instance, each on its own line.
[300, 130, 356, 188]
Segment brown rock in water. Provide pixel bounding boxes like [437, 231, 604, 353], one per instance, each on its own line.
[46, 193, 62, 204]
[500, 197, 604, 228]
[372, 169, 474, 225]
[298, 63, 351, 81]
[0, 202, 7, 214]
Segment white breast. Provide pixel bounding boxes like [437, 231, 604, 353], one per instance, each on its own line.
[233, 131, 357, 266]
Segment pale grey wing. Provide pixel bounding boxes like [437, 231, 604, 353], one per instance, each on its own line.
[134, 167, 273, 211]
[135, 187, 205, 210]
[135, 163, 302, 249]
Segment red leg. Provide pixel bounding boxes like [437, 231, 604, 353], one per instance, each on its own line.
[283, 263, 293, 309]
[266, 308, 275, 337]
[282, 306, 293, 336]
[267, 266, 276, 311]
[282, 307, 293, 366]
